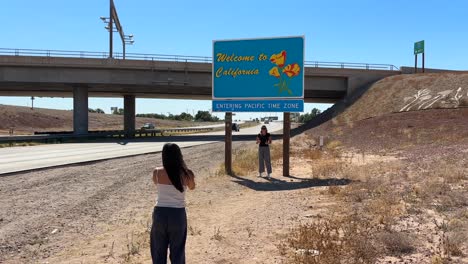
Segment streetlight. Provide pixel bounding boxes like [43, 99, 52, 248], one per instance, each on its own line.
[100, 0, 134, 59]
[123, 34, 134, 59]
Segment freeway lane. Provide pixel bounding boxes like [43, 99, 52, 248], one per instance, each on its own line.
[0, 122, 282, 175]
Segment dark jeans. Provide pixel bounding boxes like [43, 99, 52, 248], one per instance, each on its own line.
[150, 207, 187, 264]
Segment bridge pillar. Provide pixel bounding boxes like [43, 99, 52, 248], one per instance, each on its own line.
[73, 86, 88, 135]
[124, 95, 136, 138]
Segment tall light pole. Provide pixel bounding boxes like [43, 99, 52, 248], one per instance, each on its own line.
[100, 0, 134, 59]
[123, 34, 134, 59]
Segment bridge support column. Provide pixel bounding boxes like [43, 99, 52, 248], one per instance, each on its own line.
[124, 95, 136, 138]
[73, 87, 88, 135]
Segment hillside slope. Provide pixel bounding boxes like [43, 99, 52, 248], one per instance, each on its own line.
[302, 73, 468, 151]
[336, 72, 468, 123]
[0, 104, 215, 135]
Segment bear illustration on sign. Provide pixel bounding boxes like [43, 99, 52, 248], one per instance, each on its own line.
[269, 50, 301, 95]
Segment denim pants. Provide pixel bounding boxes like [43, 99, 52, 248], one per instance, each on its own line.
[150, 207, 187, 264]
[259, 146, 272, 174]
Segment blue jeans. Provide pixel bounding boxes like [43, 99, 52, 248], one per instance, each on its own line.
[150, 207, 187, 264]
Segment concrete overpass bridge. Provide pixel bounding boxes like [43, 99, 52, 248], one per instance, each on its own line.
[0, 48, 401, 135]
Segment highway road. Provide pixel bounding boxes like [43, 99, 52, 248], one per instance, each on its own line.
[180, 121, 245, 130]
[0, 122, 283, 175]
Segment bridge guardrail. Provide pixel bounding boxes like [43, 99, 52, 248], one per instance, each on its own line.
[0, 48, 400, 71]
[1, 127, 216, 144]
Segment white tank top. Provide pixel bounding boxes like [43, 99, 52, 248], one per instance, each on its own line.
[156, 170, 186, 208]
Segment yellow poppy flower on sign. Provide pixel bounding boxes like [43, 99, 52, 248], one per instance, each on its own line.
[269, 67, 281, 78]
[269, 51, 286, 67]
[282, 63, 301, 77]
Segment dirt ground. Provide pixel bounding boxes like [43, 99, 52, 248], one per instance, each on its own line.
[0, 139, 351, 264]
[0, 110, 467, 264]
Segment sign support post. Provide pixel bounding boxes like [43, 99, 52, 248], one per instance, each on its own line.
[225, 112, 232, 175]
[414, 40, 425, 73]
[422, 52, 425, 73]
[283, 112, 290, 177]
[414, 54, 418, 73]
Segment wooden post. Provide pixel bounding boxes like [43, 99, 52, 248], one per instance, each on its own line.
[225, 112, 232, 175]
[414, 54, 418, 73]
[422, 52, 425, 73]
[283, 112, 290, 176]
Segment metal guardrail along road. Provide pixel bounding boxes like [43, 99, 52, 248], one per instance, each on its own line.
[0, 48, 400, 71]
[0, 127, 217, 144]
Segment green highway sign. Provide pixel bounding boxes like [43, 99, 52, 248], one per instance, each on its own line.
[414, 40, 424, 54]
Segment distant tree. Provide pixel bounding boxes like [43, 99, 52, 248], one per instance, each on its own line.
[311, 108, 321, 117]
[112, 108, 124, 115]
[195, 111, 219, 122]
[136, 113, 168, 119]
[175, 112, 193, 121]
[88, 108, 105, 114]
[298, 108, 322, 123]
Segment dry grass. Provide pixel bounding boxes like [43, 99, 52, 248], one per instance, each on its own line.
[286, 215, 379, 264]
[378, 231, 415, 255]
[281, 141, 467, 263]
[0, 141, 43, 148]
[217, 143, 283, 176]
[211, 227, 224, 241]
[122, 231, 148, 263]
[310, 159, 344, 179]
[325, 140, 342, 150]
[230, 148, 258, 176]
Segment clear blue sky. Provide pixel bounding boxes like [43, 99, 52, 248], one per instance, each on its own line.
[1, 0, 467, 120]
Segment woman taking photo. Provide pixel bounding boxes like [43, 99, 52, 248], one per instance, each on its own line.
[151, 143, 195, 264]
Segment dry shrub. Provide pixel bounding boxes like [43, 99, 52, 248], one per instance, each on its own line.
[366, 192, 406, 227]
[417, 178, 450, 200]
[286, 215, 379, 264]
[342, 183, 368, 203]
[431, 164, 468, 184]
[299, 148, 322, 160]
[122, 231, 148, 262]
[270, 143, 283, 161]
[311, 159, 344, 179]
[447, 218, 465, 232]
[332, 126, 344, 136]
[344, 164, 373, 182]
[378, 231, 415, 256]
[437, 191, 468, 212]
[326, 140, 342, 150]
[217, 144, 283, 176]
[430, 255, 448, 264]
[443, 232, 465, 257]
[231, 148, 258, 176]
[327, 184, 341, 195]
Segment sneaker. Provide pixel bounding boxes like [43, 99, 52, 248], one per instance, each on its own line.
[267, 173, 271, 178]
[258, 172, 263, 177]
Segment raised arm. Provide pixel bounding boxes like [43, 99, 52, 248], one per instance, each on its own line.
[152, 168, 159, 185]
[185, 169, 196, 190]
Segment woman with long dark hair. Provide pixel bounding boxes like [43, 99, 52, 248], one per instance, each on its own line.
[151, 143, 195, 264]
